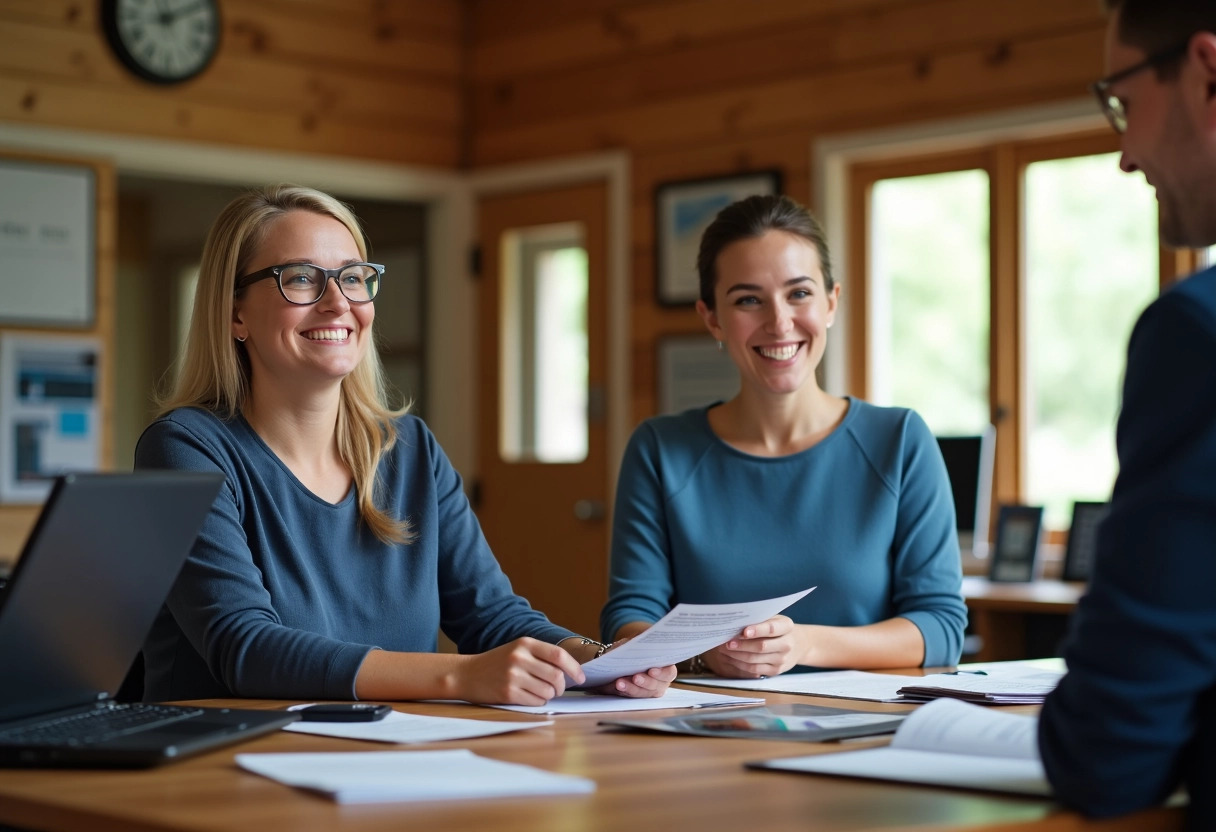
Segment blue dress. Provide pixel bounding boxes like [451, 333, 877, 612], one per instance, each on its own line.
[136, 409, 573, 701]
[601, 397, 967, 667]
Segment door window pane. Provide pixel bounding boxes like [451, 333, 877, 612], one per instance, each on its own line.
[1024, 152, 1157, 528]
[870, 170, 990, 435]
[500, 224, 588, 463]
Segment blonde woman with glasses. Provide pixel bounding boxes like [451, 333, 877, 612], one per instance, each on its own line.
[136, 184, 674, 706]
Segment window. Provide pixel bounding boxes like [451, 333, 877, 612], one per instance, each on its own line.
[499, 223, 589, 463]
[851, 133, 1191, 536]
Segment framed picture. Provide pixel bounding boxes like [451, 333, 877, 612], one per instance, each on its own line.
[988, 504, 1044, 583]
[656, 334, 740, 415]
[0, 158, 96, 326]
[1061, 501, 1111, 583]
[0, 333, 103, 503]
[654, 170, 782, 306]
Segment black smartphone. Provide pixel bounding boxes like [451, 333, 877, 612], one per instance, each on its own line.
[296, 703, 392, 722]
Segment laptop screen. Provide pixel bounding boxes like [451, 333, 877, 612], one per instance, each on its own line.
[0, 472, 222, 723]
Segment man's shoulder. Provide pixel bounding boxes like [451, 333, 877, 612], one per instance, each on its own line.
[1153, 266, 1216, 329]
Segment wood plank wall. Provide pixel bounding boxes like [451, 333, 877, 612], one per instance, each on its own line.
[465, 0, 1109, 423]
[0, 0, 463, 167]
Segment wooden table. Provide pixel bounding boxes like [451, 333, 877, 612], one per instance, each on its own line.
[963, 577, 1086, 662]
[0, 681, 1181, 832]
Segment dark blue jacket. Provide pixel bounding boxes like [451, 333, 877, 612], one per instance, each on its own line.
[1039, 267, 1216, 830]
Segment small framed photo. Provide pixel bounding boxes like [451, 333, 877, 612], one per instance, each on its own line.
[656, 334, 740, 415]
[654, 170, 782, 306]
[988, 504, 1044, 583]
[1061, 501, 1111, 583]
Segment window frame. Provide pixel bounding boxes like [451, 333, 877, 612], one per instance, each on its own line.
[847, 129, 1195, 543]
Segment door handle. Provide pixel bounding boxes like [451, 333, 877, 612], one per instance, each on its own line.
[573, 499, 606, 521]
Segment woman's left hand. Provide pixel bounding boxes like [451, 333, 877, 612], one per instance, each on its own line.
[712, 615, 811, 678]
[576, 638, 677, 698]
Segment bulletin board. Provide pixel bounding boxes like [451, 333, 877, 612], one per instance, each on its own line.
[0, 159, 96, 327]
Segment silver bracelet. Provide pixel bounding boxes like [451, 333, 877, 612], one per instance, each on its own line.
[558, 636, 609, 658]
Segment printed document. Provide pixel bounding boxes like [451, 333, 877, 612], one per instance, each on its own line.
[283, 708, 552, 744]
[577, 586, 815, 688]
[236, 749, 595, 804]
[749, 698, 1049, 796]
[686, 669, 923, 702]
[490, 686, 763, 715]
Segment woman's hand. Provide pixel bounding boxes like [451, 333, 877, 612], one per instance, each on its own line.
[586, 664, 677, 698]
[565, 637, 677, 699]
[450, 637, 585, 706]
[703, 615, 810, 678]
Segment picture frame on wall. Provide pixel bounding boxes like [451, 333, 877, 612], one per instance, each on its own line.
[0, 159, 96, 327]
[654, 170, 782, 306]
[988, 504, 1045, 583]
[1060, 501, 1111, 583]
[656, 334, 740, 415]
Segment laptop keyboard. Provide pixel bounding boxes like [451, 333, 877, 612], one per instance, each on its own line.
[0, 703, 205, 747]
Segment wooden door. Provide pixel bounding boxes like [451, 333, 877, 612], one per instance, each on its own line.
[476, 182, 608, 638]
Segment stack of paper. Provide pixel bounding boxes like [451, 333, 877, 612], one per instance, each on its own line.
[685, 670, 924, 703]
[489, 687, 763, 715]
[895, 669, 1064, 705]
[236, 749, 595, 804]
[283, 708, 553, 744]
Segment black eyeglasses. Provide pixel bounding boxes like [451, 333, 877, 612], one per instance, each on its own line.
[1091, 40, 1190, 134]
[235, 262, 384, 305]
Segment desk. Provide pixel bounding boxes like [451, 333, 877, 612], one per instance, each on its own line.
[964, 577, 1086, 662]
[0, 683, 1181, 832]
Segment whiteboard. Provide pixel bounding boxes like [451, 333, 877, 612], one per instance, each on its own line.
[0, 160, 95, 326]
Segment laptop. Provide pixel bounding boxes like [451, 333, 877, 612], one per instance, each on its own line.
[0, 472, 299, 767]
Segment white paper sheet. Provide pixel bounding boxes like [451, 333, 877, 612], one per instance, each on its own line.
[684, 670, 924, 703]
[489, 686, 764, 715]
[578, 586, 815, 688]
[283, 707, 552, 744]
[236, 749, 595, 804]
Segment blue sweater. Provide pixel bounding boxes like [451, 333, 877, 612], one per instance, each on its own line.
[601, 398, 967, 667]
[135, 409, 574, 701]
[1039, 267, 1216, 829]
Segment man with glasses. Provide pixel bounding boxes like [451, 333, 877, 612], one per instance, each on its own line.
[1038, 2, 1216, 828]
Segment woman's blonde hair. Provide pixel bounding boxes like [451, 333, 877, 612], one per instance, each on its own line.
[159, 183, 413, 545]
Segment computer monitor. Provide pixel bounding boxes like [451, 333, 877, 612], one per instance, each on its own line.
[935, 426, 996, 558]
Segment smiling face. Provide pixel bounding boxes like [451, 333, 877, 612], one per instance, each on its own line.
[696, 230, 838, 399]
[231, 210, 375, 395]
[1106, 12, 1216, 247]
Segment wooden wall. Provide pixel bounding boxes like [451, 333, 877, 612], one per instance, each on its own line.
[0, 0, 463, 167]
[465, 0, 1109, 422]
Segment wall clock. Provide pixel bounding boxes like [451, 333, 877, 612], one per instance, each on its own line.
[100, 0, 221, 85]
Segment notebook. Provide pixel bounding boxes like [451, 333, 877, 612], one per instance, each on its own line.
[0, 472, 299, 767]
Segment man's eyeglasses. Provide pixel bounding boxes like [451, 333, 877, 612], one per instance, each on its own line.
[235, 262, 384, 305]
[1091, 40, 1189, 133]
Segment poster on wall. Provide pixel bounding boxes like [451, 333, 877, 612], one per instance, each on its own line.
[0, 334, 102, 503]
[0, 159, 95, 327]
[657, 335, 741, 415]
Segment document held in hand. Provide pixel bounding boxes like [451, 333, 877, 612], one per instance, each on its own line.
[748, 697, 1049, 796]
[575, 586, 815, 688]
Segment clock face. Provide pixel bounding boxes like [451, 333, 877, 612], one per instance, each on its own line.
[101, 0, 221, 85]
